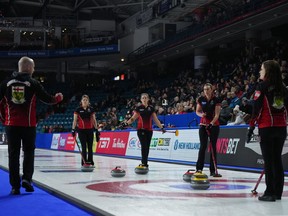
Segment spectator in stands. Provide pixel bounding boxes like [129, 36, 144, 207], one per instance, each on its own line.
[176, 104, 187, 114]
[246, 75, 258, 98]
[157, 106, 165, 115]
[229, 91, 241, 109]
[120, 93, 166, 169]
[249, 60, 287, 202]
[165, 107, 173, 115]
[98, 121, 105, 132]
[226, 91, 233, 104]
[219, 100, 232, 125]
[234, 85, 243, 98]
[108, 107, 118, 127]
[43, 125, 49, 133]
[41, 125, 46, 133]
[240, 97, 252, 122]
[72, 95, 99, 167]
[0, 56, 63, 195]
[103, 119, 113, 131]
[195, 83, 221, 177]
[227, 105, 246, 125]
[48, 125, 54, 133]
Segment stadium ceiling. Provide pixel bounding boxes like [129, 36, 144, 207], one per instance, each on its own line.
[2, 0, 215, 22]
[2, 0, 156, 21]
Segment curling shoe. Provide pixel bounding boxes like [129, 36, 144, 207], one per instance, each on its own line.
[22, 179, 34, 192]
[210, 172, 222, 177]
[258, 195, 276, 202]
[10, 188, 20, 195]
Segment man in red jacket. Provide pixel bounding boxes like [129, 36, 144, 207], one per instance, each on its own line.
[0, 56, 63, 195]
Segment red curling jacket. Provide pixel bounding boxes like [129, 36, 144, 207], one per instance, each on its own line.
[134, 104, 155, 131]
[249, 80, 288, 128]
[0, 72, 62, 127]
[197, 95, 221, 126]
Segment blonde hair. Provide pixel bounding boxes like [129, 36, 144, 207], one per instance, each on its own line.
[141, 93, 149, 99]
[81, 94, 90, 100]
[204, 83, 213, 89]
[80, 94, 90, 106]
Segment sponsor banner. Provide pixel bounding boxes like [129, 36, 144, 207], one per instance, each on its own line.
[65, 135, 76, 151]
[125, 130, 174, 159]
[0, 133, 7, 145]
[148, 131, 174, 159]
[170, 129, 200, 162]
[205, 127, 288, 171]
[207, 128, 248, 167]
[51, 134, 61, 149]
[0, 45, 119, 58]
[57, 133, 68, 151]
[126, 131, 141, 157]
[50, 133, 75, 151]
[96, 131, 129, 155]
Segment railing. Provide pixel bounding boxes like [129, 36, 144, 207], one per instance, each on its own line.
[127, 0, 288, 63]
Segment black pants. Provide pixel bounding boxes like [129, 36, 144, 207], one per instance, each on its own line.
[78, 129, 94, 165]
[196, 125, 220, 173]
[5, 126, 36, 189]
[259, 127, 286, 197]
[137, 129, 153, 166]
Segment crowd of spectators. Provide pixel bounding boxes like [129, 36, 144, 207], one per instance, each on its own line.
[55, 37, 286, 132]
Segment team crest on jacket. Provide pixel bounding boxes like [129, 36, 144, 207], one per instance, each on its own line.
[253, 91, 261, 100]
[11, 86, 25, 104]
[272, 96, 284, 109]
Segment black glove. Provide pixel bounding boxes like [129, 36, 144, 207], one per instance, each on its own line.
[71, 129, 76, 137]
[246, 126, 255, 143]
[95, 129, 100, 142]
[206, 123, 213, 132]
[161, 127, 166, 133]
[119, 121, 128, 129]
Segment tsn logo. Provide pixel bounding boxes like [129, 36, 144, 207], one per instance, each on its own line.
[98, 137, 110, 149]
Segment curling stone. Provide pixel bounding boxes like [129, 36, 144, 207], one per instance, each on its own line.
[111, 166, 126, 177]
[190, 172, 210, 190]
[183, 169, 195, 182]
[81, 163, 94, 172]
[135, 164, 149, 174]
